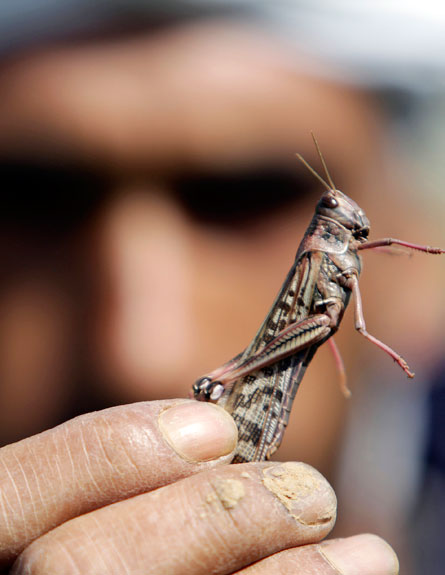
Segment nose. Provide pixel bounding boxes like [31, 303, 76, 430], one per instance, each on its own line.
[94, 188, 195, 400]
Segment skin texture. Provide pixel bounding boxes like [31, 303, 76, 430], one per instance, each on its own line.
[0, 400, 398, 574]
[0, 401, 234, 563]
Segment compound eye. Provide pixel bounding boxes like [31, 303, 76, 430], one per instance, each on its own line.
[322, 194, 338, 209]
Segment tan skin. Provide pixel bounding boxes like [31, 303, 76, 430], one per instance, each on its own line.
[0, 19, 442, 573]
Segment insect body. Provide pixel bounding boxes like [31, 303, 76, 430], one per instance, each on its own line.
[192, 137, 444, 463]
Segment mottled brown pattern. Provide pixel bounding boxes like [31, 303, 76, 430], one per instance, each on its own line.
[193, 187, 370, 462]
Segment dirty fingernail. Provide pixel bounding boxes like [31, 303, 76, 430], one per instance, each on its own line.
[319, 534, 399, 575]
[262, 462, 337, 526]
[159, 402, 238, 462]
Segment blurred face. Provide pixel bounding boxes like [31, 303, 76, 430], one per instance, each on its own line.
[0, 20, 442, 473]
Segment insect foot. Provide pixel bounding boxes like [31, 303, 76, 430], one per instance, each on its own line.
[193, 378, 225, 402]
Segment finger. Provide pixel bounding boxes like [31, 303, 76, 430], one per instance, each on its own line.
[238, 534, 399, 575]
[0, 400, 237, 564]
[12, 462, 336, 575]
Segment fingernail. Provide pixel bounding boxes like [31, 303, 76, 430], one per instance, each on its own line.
[262, 462, 337, 526]
[319, 534, 399, 575]
[159, 402, 238, 462]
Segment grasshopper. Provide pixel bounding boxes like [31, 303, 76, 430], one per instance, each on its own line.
[192, 135, 444, 463]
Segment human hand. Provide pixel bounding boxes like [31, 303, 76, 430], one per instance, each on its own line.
[0, 400, 398, 574]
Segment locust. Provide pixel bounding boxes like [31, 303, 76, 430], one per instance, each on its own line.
[192, 135, 444, 463]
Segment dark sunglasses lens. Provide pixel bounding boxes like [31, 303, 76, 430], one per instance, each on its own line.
[173, 168, 318, 225]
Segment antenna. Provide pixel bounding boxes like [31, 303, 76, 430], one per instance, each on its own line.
[295, 153, 331, 191]
[311, 132, 336, 189]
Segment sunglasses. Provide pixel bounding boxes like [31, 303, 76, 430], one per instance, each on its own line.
[0, 160, 326, 234]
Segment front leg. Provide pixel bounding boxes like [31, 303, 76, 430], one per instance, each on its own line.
[193, 313, 334, 402]
[343, 272, 415, 378]
[358, 238, 445, 254]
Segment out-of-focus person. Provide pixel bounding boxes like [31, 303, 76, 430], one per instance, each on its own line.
[0, 2, 444, 573]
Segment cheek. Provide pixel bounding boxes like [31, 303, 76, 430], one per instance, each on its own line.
[92, 191, 310, 403]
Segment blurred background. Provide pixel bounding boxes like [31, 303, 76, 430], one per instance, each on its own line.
[0, 1, 444, 574]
